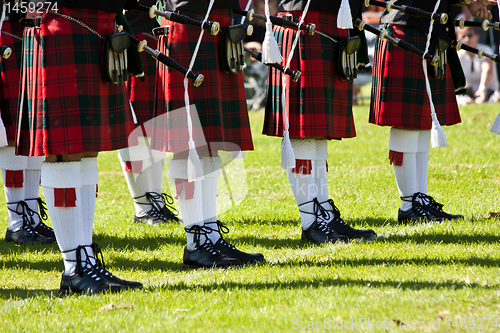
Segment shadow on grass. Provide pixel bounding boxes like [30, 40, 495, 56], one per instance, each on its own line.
[0, 288, 57, 299]
[344, 217, 392, 228]
[93, 233, 186, 250]
[382, 233, 500, 244]
[269, 255, 500, 269]
[0, 272, 494, 300]
[154, 276, 496, 293]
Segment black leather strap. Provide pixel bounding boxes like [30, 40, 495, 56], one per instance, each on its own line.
[152, 26, 169, 37]
[19, 17, 42, 28]
[281, 14, 300, 24]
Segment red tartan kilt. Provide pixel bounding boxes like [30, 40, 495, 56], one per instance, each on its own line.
[125, 33, 157, 129]
[263, 11, 355, 140]
[152, 9, 253, 153]
[370, 24, 460, 129]
[16, 8, 136, 157]
[0, 20, 23, 141]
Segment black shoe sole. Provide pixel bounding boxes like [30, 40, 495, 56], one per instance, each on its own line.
[5, 237, 56, 245]
[58, 285, 127, 295]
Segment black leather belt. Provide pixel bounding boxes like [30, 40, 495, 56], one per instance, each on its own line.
[152, 26, 169, 37]
[19, 17, 42, 28]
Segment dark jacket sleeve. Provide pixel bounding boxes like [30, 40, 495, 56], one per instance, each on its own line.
[351, 5, 369, 66]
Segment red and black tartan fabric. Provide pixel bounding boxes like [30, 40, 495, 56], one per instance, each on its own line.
[263, 11, 355, 140]
[126, 33, 157, 127]
[152, 9, 253, 153]
[370, 24, 461, 130]
[16, 8, 136, 157]
[0, 20, 24, 142]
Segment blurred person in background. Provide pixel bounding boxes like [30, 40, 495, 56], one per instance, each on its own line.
[456, 26, 499, 104]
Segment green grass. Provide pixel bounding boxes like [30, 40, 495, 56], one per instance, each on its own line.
[1, 103, 500, 332]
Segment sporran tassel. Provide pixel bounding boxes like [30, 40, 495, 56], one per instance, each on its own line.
[337, 0, 353, 29]
[187, 142, 204, 182]
[262, 0, 283, 63]
[281, 132, 296, 169]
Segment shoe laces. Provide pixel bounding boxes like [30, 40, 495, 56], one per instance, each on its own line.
[26, 197, 49, 221]
[299, 198, 333, 220]
[315, 218, 334, 235]
[185, 225, 219, 256]
[62, 245, 102, 281]
[401, 194, 431, 217]
[325, 199, 348, 226]
[147, 206, 168, 222]
[134, 192, 179, 221]
[412, 200, 431, 218]
[7, 201, 38, 235]
[414, 192, 444, 211]
[91, 243, 116, 279]
[299, 198, 335, 234]
[205, 221, 236, 250]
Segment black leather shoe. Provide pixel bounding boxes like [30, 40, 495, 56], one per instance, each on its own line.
[59, 245, 129, 295]
[213, 238, 265, 264]
[398, 193, 443, 224]
[25, 198, 55, 239]
[134, 209, 168, 225]
[161, 205, 180, 222]
[205, 221, 264, 265]
[183, 241, 240, 269]
[133, 192, 179, 224]
[302, 220, 350, 244]
[183, 224, 241, 269]
[323, 199, 377, 239]
[416, 193, 464, 220]
[34, 221, 56, 240]
[5, 224, 55, 245]
[59, 269, 125, 295]
[398, 202, 442, 224]
[59, 272, 114, 295]
[91, 243, 142, 289]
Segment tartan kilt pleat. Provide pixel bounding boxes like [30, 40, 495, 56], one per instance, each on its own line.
[152, 9, 253, 153]
[16, 8, 136, 157]
[263, 10, 355, 140]
[369, 24, 461, 129]
[0, 20, 24, 141]
[126, 33, 157, 127]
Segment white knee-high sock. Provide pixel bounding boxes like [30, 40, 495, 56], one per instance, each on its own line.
[119, 159, 150, 217]
[25, 156, 44, 226]
[41, 161, 84, 275]
[80, 157, 98, 247]
[287, 166, 318, 229]
[178, 181, 204, 250]
[289, 139, 318, 229]
[314, 160, 331, 212]
[119, 158, 167, 216]
[2, 170, 25, 230]
[118, 140, 167, 217]
[201, 156, 221, 243]
[146, 158, 164, 195]
[0, 147, 28, 230]
[416, 130, 431, 195]
[314, 139, 329, 211]
[415, 153, 429, 195]
[171, 159, 204, 250]
[393, 153, 417, 211]
[389, 128, 421, 211]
